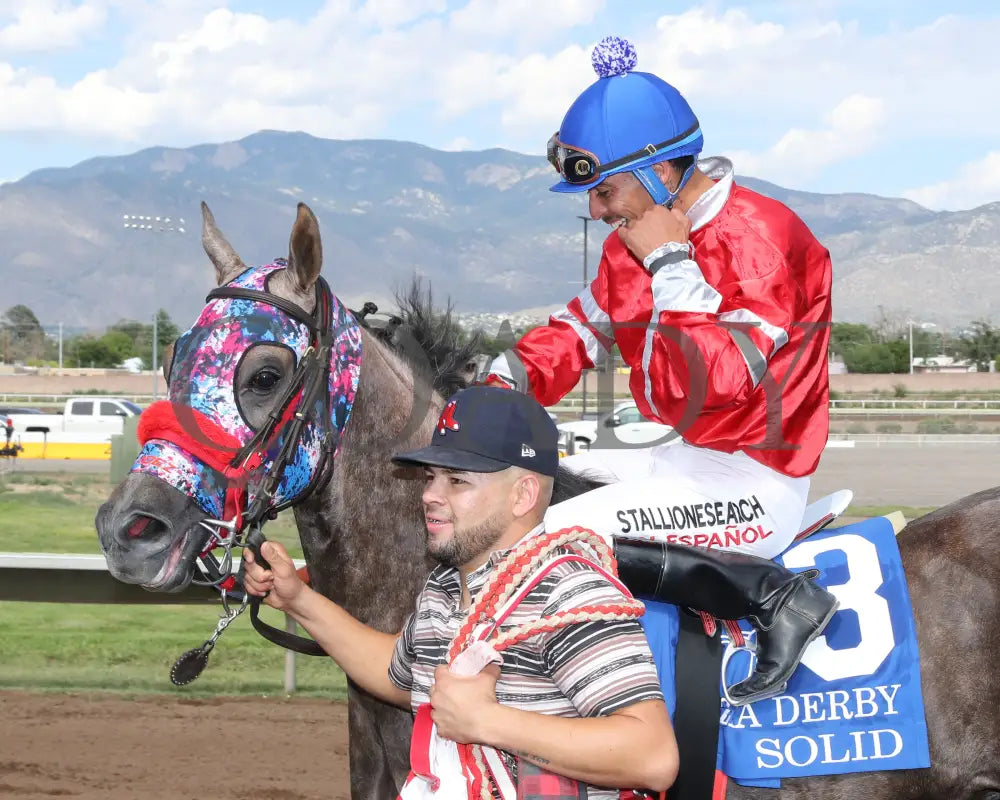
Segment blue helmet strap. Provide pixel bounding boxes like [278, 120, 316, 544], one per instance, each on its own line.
[633, 162, 697, 209]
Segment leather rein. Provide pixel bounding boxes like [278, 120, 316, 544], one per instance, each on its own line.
[168, 276, 343, 678]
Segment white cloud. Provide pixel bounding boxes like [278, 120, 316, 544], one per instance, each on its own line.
[727, 94, 886, 183]
[442, 136, 473, 151]
[0, 1, 998, 212]
[0, 0, 105, 51]
[356, 0, 446, 28]
[449, 0, 603, 42]
[903, 151, 1000, 211]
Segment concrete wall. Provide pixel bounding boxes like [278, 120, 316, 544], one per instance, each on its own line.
[3, 367, 1000, 398]
[829, 372, 1000, 394]
[0, 370, 167, 395]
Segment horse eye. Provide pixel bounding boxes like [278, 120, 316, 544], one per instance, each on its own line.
[249, 368, 282, 392]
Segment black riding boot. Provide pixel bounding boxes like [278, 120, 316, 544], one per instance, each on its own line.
[614, 539, 839, 706]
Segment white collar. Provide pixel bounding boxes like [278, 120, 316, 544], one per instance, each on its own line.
[686, 156, 735, 232]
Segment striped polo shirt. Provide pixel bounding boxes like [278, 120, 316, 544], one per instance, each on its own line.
[389, 526, 664, 798]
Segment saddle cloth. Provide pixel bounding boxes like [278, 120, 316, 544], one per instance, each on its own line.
[640, 516, 931, 788]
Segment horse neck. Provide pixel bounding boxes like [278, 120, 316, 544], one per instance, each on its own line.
[293, 330, 441, 632]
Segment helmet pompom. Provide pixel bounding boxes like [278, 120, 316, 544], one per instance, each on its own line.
[591, 36, 637, 78]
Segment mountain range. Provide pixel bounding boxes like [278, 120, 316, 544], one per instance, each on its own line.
[2, 130, 998, 331]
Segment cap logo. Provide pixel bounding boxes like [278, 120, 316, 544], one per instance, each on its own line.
[437, 401, 460, 436]
[521, 444, 536, 458]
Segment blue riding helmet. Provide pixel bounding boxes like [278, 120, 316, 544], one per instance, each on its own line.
[547, 36, 703, 206]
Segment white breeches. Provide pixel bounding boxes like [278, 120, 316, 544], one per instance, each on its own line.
[544, 442, 810, 560]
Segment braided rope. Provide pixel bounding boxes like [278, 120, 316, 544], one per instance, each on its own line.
[472, 746, 492, 800]
[449, 526, 619, 661]
[491, 603, 644, 652]
[447, 526, 643, 799]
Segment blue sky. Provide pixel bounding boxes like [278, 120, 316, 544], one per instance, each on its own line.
[2, 0, 999, 210]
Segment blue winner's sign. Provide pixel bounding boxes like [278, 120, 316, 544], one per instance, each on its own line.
[641, 516, 931, 788]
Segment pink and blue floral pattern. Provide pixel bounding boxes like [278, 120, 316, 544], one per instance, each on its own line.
[133, 262, 362, 516]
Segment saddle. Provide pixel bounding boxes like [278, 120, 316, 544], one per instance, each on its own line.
[666, 489, 925, 800]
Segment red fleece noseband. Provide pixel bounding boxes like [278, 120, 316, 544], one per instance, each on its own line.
[138, 401, 243, 475]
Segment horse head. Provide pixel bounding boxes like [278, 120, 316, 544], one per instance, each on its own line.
[95, 202, 362, 592]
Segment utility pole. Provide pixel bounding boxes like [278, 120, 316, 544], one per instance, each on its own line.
[152, 313, 159, 401]
[58, 322, 63, 373]
[577, 215, 590, 420]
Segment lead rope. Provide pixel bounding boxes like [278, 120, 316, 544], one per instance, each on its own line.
[446, 527, 646, 800]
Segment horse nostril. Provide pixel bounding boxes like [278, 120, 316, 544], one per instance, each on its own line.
[119, 515, 168, 545]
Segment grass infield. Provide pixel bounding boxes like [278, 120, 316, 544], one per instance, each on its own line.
[0, 471, 343, 697]
[0, 470, 936, 697]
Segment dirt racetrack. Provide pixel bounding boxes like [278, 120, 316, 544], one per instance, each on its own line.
[0, 691, 352, 799]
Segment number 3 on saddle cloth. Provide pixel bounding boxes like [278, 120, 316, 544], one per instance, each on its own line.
[641, 515, 931, 792]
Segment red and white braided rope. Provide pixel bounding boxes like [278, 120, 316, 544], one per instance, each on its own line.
[447, 527, 645, 799]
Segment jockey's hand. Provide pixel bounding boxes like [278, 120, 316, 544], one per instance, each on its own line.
[429, 663, 501, 744]
[618, 204, 691, 264]
[481, 374, 515, 390]
[242, 541, 305, 612]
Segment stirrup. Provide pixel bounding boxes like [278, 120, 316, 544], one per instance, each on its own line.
[721, 638, 790, 707]
[720, 637, 783, 707]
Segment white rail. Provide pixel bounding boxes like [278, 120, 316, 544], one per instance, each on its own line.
[6, 392, 1000, 413]
[827, 433, 1000, 446]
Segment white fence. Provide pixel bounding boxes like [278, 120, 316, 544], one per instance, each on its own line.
[828, 433, 1000, 446]
[6, 392, 1000, 415]
[0, 552, 306, 692]
[829, 398, 1000, 411]
[549, 397, 1000, 415]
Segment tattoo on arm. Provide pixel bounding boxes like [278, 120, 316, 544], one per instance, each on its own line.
[512, 750, 551, 765]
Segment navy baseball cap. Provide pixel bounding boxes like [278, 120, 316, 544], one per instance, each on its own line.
[392, 386, 559, 478]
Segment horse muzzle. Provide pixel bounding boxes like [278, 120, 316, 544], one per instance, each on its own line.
[96, 472, 209, 591]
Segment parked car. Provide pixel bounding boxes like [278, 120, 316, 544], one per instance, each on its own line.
[556, 401, 675, 451]
[0, 406, 45, 416]
[6, 397, 142, 439]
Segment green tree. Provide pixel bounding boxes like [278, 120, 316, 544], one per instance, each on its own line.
[155, 308, 180, 347]
[959, 320, 1000, 372]
[70, 331, 134, 368]
[842, 342, 908, 373]
[110, 319, 146, 346]
[72, 336, 118, 368]
[1, 304, 45, 362]
[134, 309, 181, 369]
[829, 322, 875, 355]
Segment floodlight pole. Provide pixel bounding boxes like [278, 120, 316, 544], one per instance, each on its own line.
[121, 210, 185, 401]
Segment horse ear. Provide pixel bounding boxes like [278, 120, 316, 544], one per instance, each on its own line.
[201, 202, 245, 285]
[287, 203, 322, 292]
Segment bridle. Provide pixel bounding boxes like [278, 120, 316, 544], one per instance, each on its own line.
[136, 267, 359, 682]
[195, 276, 338, 581]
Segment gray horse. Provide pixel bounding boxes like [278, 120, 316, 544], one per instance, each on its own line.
[97, 202, 1000, 800]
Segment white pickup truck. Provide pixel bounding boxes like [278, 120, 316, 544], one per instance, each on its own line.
[556, 401, 676, 451]
[5, 397, 143, 440]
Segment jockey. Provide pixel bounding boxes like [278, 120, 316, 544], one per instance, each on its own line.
[483, 37, 838, 705]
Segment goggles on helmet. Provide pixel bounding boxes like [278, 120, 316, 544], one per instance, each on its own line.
[546, 120, 702, 186]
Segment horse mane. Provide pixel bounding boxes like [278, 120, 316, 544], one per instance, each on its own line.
[360, 279, 483, 400]
[355, 278, 607, 499]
